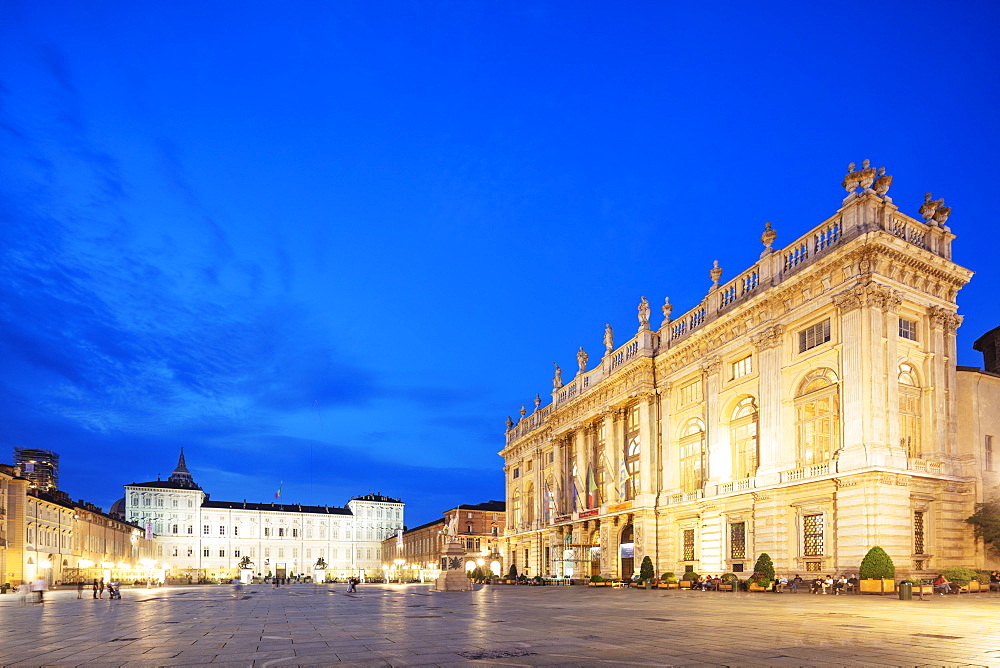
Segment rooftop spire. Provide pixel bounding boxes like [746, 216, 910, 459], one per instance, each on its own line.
[168, 447, 197, 488]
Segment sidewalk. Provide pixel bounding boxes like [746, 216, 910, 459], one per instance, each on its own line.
[0, 583, 996, 666]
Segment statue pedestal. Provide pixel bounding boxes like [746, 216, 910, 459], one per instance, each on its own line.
[435, 539, 472, 592]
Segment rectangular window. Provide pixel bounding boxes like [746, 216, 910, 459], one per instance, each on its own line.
[188, 548, 193, 557]
[803, 514, 824, 556]
[219, 526, 225, 535]
[292, 528, 298, 538]
[278, 548, 284, 558]
[805, 561, 821, 572]
[799, 320, 831, 353]
[679, 380, 702, 406]
[234, 549, 240, 558]
[203, 548, 210, 557]
[987, 435, 994, 472]
[264, 527, 271, 537]
[233, 526, 238, 536]
[513, 468, 520, 479]
[526, 460, 533, 471]
[682, 529, 695, 562]
[492, 526, 498, 536]
[203, 525, 209, 535]
[467, 524, 473, 533]
[278, 528, 285, 537]
[172, 524, 178, 534]
[219, 549, 225, 557]
[264, 548, 270, 557]
[729, 522, 746, 560]
[899, 317, 918, 341]
[914, 511, 925, 555]
[731, 355, 752, 379]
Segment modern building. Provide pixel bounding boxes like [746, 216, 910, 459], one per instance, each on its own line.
[122, 452, 404, 582]
[500, 163, 998, 581]
[381, 500, 506, 582]
[13, 447, 59, 492]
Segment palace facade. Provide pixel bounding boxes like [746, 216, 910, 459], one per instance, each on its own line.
[500, 163, 998, 581]
[122, 452, 404, 582]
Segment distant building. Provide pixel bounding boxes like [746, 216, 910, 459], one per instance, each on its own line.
[13, 447, 59, 492]
[501, 163, 1000, 580]
[0, 463, 154, 585]
[122, 452, 404, 582]
[381, 500, 506, 581]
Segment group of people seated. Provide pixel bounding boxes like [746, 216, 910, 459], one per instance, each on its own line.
[780, 574, 859, 594]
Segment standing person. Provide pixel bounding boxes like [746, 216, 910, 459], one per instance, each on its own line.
[232, 577, 243, 598]
[92, 578, 99, 598]
[77, 580, 84, 598]
[30, 578, 46, 604]
[98, 578, 105, 599]
[17, 582, 29, 606]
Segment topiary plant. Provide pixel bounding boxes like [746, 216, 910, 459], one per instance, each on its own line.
[590, 574, 604, 582]
[639, 556, 655, 583]
[750, 553, 775, 585]
[682, 571, 699, 581]
[858, 546, 895, 579]
[661, 572, 676, 581]
[508, 564, 518, 580]
[720, 572, 739, 583]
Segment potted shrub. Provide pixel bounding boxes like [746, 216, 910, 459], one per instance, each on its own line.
[747, 553, 775, 591]
[659, 572, 678, 589]
[638, 556, 655, 589]
[859, 546, 896, 594]
[679, 570, 699, 588]
[588, 575, 609, 587]
[719, 572, 739, 592]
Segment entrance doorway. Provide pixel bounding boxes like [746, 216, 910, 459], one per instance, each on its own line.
[619, 524, 634, 580]
[275, 563, 287, 579]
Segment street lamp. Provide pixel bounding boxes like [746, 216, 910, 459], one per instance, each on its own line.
[394, 558, 405, 583]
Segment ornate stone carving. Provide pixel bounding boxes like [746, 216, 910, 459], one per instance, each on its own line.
[761, 221, 777, 250]
[702, 356, 722, 376]
[710, 260, 723, 286]
[638, 296, 651, 331]
[577, 347, 589, 375]
[833, 282, 902, 313]
[661, 297, 672, 328]
[873, 166, 892, 198]
[506, 416, 513, 430]
[553, 363, 563, 390]
[919, 192, 946, 224]
[752, 492, 770, 502]
[534, 393, 542, 409]
[750, 324, 784, 351]
[842, 159, 876, 195]
[519, 404, 527, 417]
[634, 522, 643, 557]
[604, 323, 614, 355]
[928, 306, 963, 333]
[833, 477, 860, 488]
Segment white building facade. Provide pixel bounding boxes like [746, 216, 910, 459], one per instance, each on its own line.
[123, 451, 403, 581]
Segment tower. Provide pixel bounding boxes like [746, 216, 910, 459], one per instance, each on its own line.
[13, 447, 59, 491]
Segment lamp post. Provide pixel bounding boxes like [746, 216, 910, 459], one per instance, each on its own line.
[394, 558, 405, 583]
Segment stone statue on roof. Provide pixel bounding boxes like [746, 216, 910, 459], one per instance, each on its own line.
[577, 347, 588, 374]
[553, 362, 563, 389]
[604, 323, 614, 355]
[638, 296, 650, 330]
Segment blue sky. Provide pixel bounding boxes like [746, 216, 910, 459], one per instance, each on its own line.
[1, 0, 998, 527]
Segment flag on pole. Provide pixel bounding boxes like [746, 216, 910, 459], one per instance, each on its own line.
[619, 458, 628, 501]
[587, 466, 599, 508]
[396, 529, 403, 547]
[275, 481, 283, 499]
[571, 475, 579, 512]
[542, 481, 550, 522]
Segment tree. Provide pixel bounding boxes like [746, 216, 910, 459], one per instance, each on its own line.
[750, 553, 775, 585]
[858, 546, 895, 579]
[638, 555, 654, 583]
[508, 564, 518, 580]
[967, 499, 1000, 553]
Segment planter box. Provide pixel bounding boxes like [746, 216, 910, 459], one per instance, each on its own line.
[859, 578, 895, 595]
[747, 583, 770, 592]
[718, 583, 736, 592]
[587, 581, 612, 587]
[658, 581, 679, 589]
[678, 580, 693, 589]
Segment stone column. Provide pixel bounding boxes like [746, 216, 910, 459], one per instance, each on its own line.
[637, 392, 657, 501]
[835, 288, 867, 470]
[703, 357, 726, 487]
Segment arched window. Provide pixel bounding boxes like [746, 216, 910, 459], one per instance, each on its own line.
[679, 418, 706, 493]
[795, 368, 840, 465]
[899, 363, 921, 457]
[730, 396, 759, 479]
[523, 483, 535, 525]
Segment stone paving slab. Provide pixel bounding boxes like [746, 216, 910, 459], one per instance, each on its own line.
[1, 584, 999, 666]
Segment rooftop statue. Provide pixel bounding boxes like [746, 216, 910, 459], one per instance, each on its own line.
[553, 362, 563, 389]
[577, 346, 588, 374]
[638, 296, 650, 330]
[604, 323, 614, 355]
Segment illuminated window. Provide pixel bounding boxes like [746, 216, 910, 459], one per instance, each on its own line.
[803, 514, 823, 556]
[731, 355, 752, 379]
[899, 363, 921, 457]
[798, 319, 831, 353]
[679, 419, 706, 493]
[914, 511, 925, 555]
[899, 317, 918, 341]
[730, 397, 759, 479]
[682, 529, 695, 561]
[624, 405, 641, 499]
[679, 379, 703, 406]
[795, 369, 840, 465]
[730, 522, 746, 560]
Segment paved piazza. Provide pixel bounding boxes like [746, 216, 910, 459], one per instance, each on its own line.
[1, 584, 998, 667]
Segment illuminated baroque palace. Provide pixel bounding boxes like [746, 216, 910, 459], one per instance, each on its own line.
[500, 163, 1000, 580]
